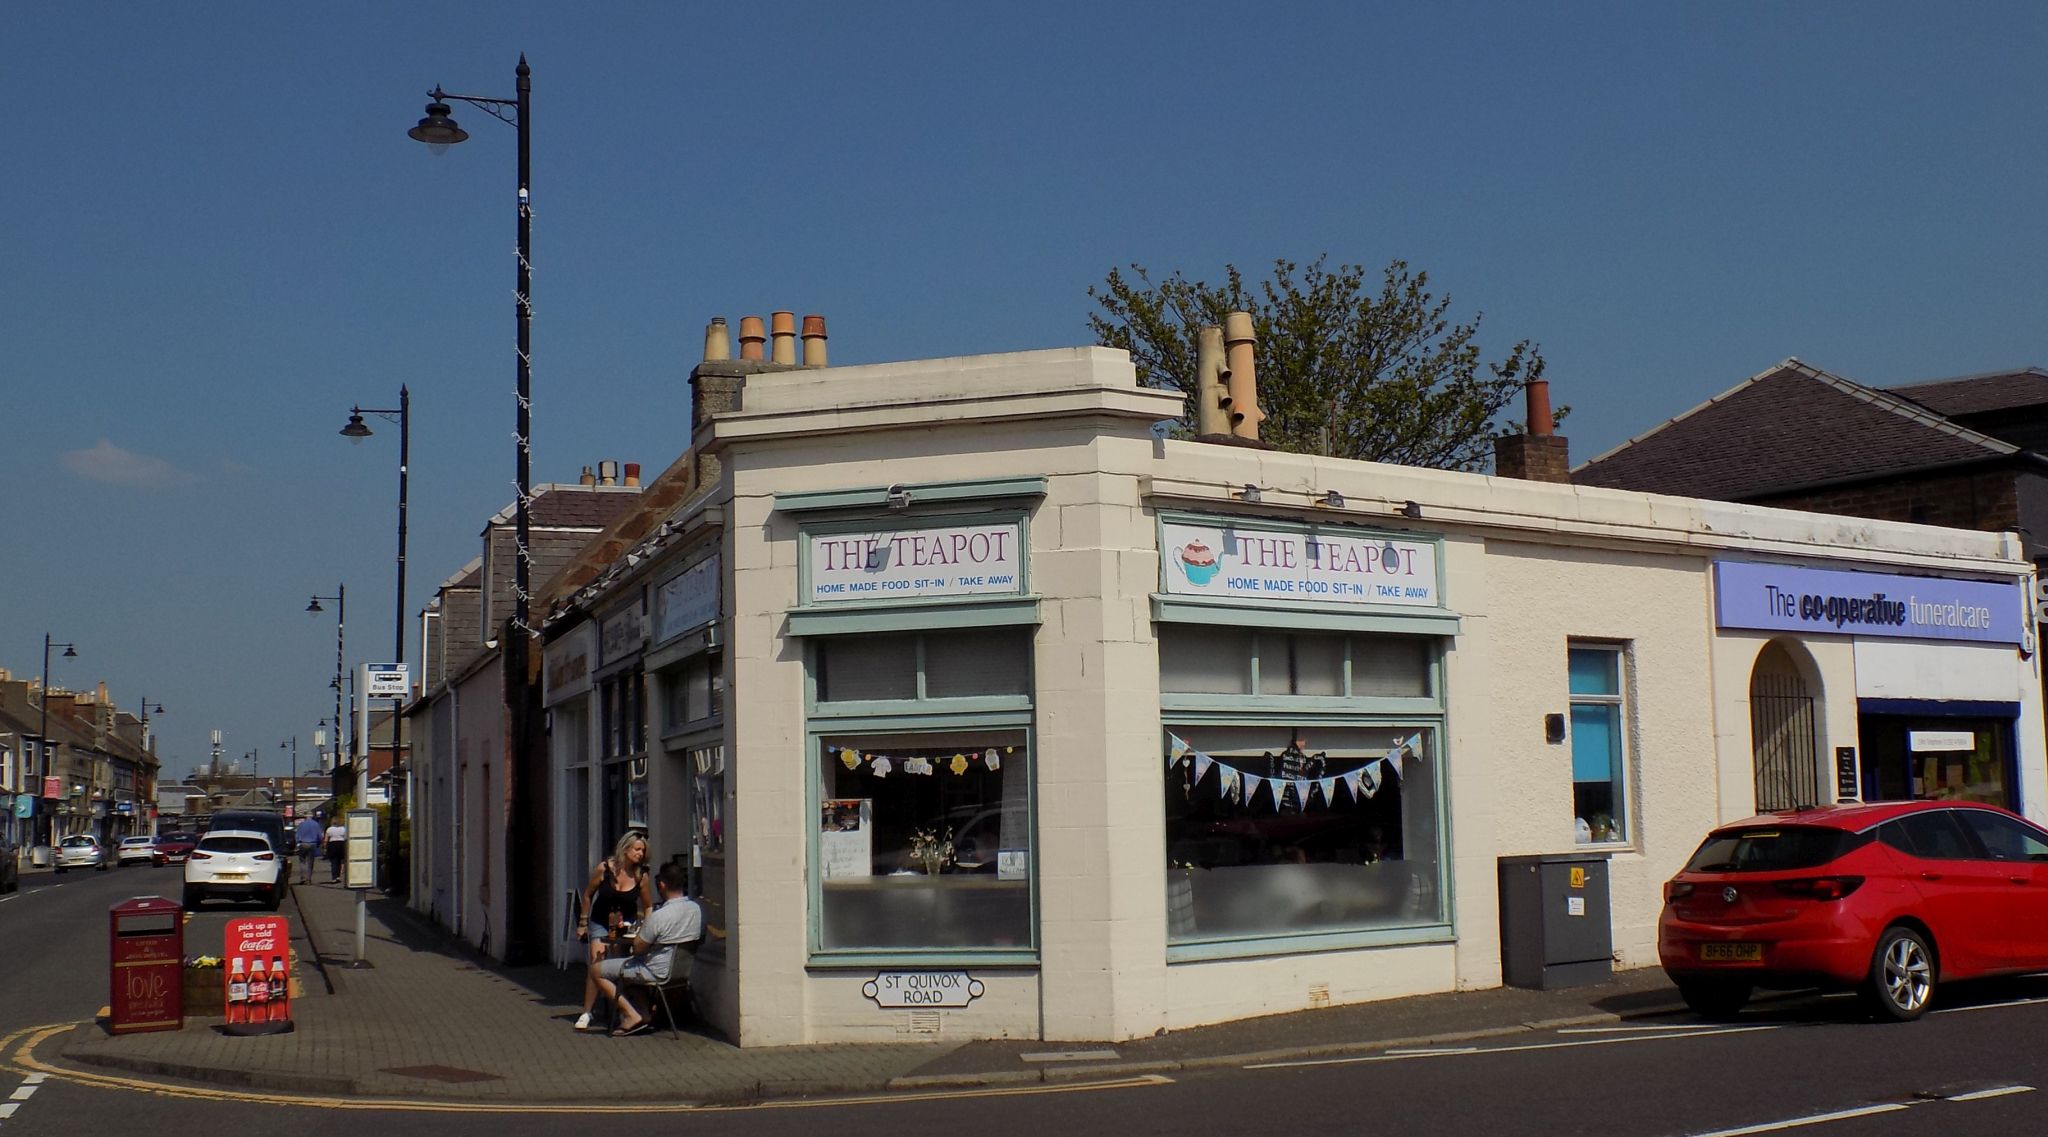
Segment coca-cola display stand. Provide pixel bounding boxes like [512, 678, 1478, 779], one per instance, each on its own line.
[222, 915, 294, 1035]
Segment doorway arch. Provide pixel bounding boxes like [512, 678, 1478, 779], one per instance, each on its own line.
[1750, 641, 1820, 811]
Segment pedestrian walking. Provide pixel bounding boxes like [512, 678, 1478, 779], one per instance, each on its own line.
[324, 817, 348, 883]
[293, 815, 323, 884]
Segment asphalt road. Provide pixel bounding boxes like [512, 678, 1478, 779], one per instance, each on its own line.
[10, 865, 2048, 1135]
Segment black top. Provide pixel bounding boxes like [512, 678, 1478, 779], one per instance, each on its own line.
[586, 860, 643, 929]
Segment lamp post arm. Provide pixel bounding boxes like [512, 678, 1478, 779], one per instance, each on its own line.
[427, 88, 522, 126]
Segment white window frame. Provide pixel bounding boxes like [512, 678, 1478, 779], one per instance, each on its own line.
[1567, 642, 1635, 848]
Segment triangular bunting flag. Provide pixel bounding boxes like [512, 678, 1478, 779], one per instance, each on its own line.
[1360, 761, 1383, 797]
[1293, 779, 1311, 808]
[1169, 734, 1191, 761]
[1317, 777, 1339, 805]
[1242, 773, 1263, 805]
[1385, 752, 1404, 782]
[1193, 753, 1213, 784]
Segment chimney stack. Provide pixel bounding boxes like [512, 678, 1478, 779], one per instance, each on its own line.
[579, 465, 597, 487]
[598, 460, 619, 487]
[703, 316, 731, 362]
[802, 314, 828, 367]
[1221, 311, 1266, 441]
[623, 462, 641, 487]
[1492, 375, 1571, 483]
[738, 316, 767, 361]
[1194, 325, 1231, 437]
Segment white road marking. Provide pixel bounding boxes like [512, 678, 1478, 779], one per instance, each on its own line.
[1932, 996, 2048, 1015]
[0, 896, 13, 904]
[1686, 1103, 1909, 1137]
[18, 1076, 40, 1086]
[1946, 1084, 2034, 1101]
[1021, 1049, 1120, 1062]
[1246, 1024, 1779, 1069]
[0, 1103, 16, 1119]
[1385, 1047, 1478, 1056]
[8, 1086, 33, 1101]
[1558, 1024, 1731, 1034]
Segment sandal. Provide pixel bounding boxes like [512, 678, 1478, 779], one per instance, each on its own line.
[610, 1020, 651, 1037]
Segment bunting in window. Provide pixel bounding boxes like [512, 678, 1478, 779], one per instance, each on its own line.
[1164, 731, 1420, 809]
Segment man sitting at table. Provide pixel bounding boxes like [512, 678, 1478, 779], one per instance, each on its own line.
[593, 862, 703, 1036]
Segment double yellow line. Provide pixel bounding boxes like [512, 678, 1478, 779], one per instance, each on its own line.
[1, 1023, 1169, 1114]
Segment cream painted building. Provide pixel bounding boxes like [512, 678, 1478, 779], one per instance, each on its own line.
[541, 343, 2042, 1046]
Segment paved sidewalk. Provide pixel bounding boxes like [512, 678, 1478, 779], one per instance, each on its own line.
[58, 880, 1697, 1103]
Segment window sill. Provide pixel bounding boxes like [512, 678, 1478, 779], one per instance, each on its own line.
[1573, 841, 1634, 854]
[807, 949, 1039, 969]
[1167, 923, 1455, 963]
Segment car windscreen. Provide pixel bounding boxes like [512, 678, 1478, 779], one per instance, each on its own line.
[198, 835, 271, 855]
[1684, 826, 1869, 873]
[60, 837, 93, 847]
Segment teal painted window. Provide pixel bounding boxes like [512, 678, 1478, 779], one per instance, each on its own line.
[1568, 644, 1630, 845]
[810, 627, 1037, 956]
[1166, 724, 1444, 946]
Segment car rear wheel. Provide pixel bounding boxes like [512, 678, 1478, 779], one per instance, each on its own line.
[1676, 978, 1752, 1021]
[182, 888, 203, 911]
[1863, 926, 1936, 1022]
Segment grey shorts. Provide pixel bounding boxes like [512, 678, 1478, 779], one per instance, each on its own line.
[598, 957, 660, 986]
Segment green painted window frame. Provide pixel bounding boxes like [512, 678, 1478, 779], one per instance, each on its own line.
[804, 629, 1040, 967]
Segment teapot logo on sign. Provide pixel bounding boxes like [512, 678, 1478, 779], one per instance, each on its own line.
[863, 971, 985, 1009]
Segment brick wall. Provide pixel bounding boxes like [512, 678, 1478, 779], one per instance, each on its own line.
[1753, 467, 2020, 532]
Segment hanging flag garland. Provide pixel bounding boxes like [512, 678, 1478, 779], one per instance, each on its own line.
[1164, 732, 1421, 810]
[828, 745, 1016, 777]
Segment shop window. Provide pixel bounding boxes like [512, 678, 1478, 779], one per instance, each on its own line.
[663, 654, 722, 732]
[1164, 725, 1441, 944]
[1160, 627, 1431, 699]
[1569, 645, 1630, 845]
[816, 729, 1032, 951]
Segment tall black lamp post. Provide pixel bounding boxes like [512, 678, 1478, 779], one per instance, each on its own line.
[307, 586, 348, 789]
[406, 56, 532, 914]
[36, 635, 77, 849]
[341, 390, 410, 886]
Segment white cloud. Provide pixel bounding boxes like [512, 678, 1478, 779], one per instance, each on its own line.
[60, 438, 200, 489]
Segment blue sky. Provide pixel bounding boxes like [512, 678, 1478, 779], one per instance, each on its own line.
[5, 2, 2045, 779]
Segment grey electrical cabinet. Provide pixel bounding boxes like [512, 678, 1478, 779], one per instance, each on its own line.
[1498, 853, 1612, 990]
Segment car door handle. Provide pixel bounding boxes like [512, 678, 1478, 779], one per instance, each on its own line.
[2013, 876, 2031, 886]
[1921, 871, 1944, 881]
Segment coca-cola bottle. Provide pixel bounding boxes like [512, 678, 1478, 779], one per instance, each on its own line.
[269, 954, 288, 1020]
[227, 958, 248, 1024]
[249, 957, 269, 1018]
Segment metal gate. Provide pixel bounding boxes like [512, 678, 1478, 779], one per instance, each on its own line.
[1750, 652, 1819, 811]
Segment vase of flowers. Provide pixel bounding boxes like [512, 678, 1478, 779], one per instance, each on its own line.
[910, 826, 954, 876]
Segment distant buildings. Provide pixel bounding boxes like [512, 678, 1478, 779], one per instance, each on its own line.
[0, 670, 161, 851]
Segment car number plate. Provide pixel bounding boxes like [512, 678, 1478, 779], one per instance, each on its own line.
[218, 872, 247, 881]
[1701, 942, 1762, 962]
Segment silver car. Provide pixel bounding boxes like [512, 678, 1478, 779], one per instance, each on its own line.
[56, 835, 108, 872]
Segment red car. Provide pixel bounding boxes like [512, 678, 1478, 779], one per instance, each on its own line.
[152, 832, 199, 866]
[1659, 800, 2048, 1022]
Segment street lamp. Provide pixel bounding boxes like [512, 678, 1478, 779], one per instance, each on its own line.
[338, 391, 410, 884]
[281, 738, 298, 819]
[406, 56, 534, 666]
[36, 635, 77, 848]
[307, 586, 348, 784]
[406, 56, 529, 909]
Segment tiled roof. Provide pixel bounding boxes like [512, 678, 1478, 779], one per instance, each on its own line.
[1889, 368, 2048, 418]
[1574, 360, 2017, 500]
[484, 485, 644, 530]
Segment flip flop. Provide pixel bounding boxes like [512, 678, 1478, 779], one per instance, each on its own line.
[610, 1021, 652, 1037]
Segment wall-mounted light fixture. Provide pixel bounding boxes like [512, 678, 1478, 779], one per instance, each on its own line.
[1399, 501, 1424, 520]
[1319, 489, 1345, 509]
[886, 484, 913, 510]
[1235, 484, 1263, 504]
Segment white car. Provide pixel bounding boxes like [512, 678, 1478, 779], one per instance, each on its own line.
[116, 836, 157, 866]
[55, 835, 108, 872]
[183, 830, 285, 910]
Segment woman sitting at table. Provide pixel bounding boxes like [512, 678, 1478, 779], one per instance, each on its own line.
[574, 831, 654, 1032]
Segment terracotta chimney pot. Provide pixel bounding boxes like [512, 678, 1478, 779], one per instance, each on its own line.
[1221, 311, 1266, 441]
[1526, 377, 1554, 437]
[738, 316, 767, 361]
[770, 311, 798, 365]
[623, 462, 641, 487]
[703, 317, 731, 362]
[802, 314, 828, 367]
[1194, 326, 1231, 437]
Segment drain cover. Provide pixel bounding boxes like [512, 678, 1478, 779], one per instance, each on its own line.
[380, 1064, 503, 1084]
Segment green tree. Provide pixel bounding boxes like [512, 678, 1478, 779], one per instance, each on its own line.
[1087, 256, 1552, 471]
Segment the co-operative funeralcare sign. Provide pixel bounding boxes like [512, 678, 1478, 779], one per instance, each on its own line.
[1714, 560, 2024, 644]
[1159, 520, 1439, 608]
[808, 523, 1023, 603]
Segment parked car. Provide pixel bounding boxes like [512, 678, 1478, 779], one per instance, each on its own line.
[116, 836, 158, 866]
[1659, 800, 2048, 1022]
[206, 809, 295, 859]
[55, 834, 108, 872]
[153, 832, 199, 866]
[184, 830, 285, 910]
